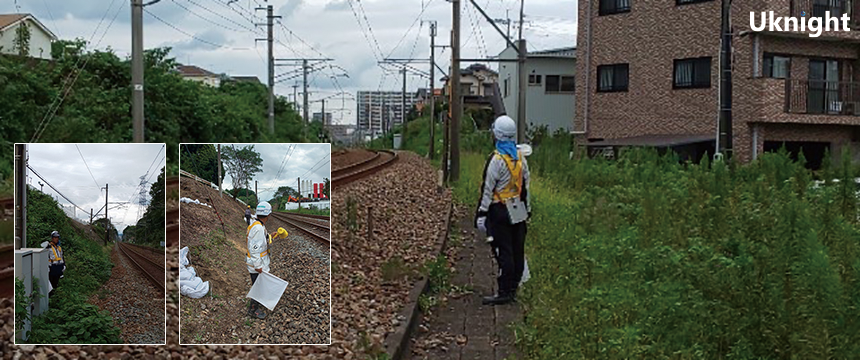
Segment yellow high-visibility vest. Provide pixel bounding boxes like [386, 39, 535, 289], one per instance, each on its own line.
[492, 150, 523, 203]
[246, 221, 269, 258]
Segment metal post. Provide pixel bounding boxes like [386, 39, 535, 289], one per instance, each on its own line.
[255, 180, 258, 206]
[429, 21, 437, 159]
[292, 84, 299, 113]
[297, 177, 302, 210]
[131, 0, 144, 142]
[450, 0, 462, 182]
[267, 5, 275, 134]
[14, 144, 26, 249]
[321, 99, 326, 124]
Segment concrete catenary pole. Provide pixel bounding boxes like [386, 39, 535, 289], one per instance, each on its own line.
[450, 0, 462, 182]
[267, 5, 275, 134]
[402, 67, 408, 140]
[104, 183, 109, 245]
[516, 0, 527, 143]
[429, 21, 437, 159]
[131, 0, 145, 142]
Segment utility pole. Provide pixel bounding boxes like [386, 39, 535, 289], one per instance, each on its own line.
[131, 0, 144, 142]
[303, 59, 310, 123]
[292, 84, 300, 113]
[429, 21, 437, 159]
[104, 183, 109, 245]
[516, 0, 527, 143]
[402, 67, 408, 139]
[297, 177, 302, 210]
[255, 180, 258, 205]
[217, 144, 222, 198]
[450, 0, 462, 182]
[256, 5, 280, 134]
[90, 209, 93, 225]
[14, 144, 26, 249]
[717, 0, 733, 159]
[321, 99, 326, 124]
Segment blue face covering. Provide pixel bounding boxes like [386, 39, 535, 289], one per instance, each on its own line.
[495, 140, 518, 160]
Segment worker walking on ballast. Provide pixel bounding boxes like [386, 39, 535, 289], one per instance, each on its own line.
[246, 201, 278, 319]
[475, 115, 530, 305]
[46, 230, 66, 297]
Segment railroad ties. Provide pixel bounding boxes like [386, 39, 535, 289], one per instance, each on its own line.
[269, 212, 330, 244]
[117, 242, 165, 291]
[331, 150, 398, 185]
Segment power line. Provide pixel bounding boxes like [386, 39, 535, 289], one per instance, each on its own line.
[385, 0, 436, 59]
[27, 165, 89, 215]
[299, 154, 330, 179]
[145, 8, 245, 50]
[143, 144, 166, 179]
[181, 0, 257, 32]
[75, 145, 101, 191]
[171, 0, 253, 33]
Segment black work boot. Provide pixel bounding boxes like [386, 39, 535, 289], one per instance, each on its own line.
[482, 293, 514, 305]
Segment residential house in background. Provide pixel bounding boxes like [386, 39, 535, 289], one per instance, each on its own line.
[575, 0, 859, 167]
[0, 14, 57, 60]
[176, 64, 222, 87]
[499, 46, 576, 133]
[443, 63, 502, 114]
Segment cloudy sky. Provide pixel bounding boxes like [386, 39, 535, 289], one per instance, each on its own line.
[6, 0, 576, 125]
[206, 143, 330, 203]
[25, 143, 166, 234]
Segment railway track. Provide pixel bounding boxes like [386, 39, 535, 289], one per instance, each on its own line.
[332, 150, 398, 185]
[270, 212, 330, 244]
[117, 242, 164, 291]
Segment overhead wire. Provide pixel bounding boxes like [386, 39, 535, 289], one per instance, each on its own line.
[75, 144, 102, 191]
[27, 165, 89, 215]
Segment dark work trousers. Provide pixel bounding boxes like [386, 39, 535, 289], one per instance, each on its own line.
[49, 263, 64, 291]
[248, 272, 261, 311]
[488, 203, 526, 296]
[245, 216, 251, 225]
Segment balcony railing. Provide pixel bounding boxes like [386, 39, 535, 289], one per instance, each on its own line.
[785, 79, 860, 116]
[792, 0, 855, 22]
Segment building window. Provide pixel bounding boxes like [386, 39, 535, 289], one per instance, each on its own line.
[763, 53, 790, 79]
[673, 57, 711, 89]
[597, 64, 629, 92]
[676, 0, 713, 5]
[545, 75, 576, 93]
[600, 0, 631, 15]
[504, 78, 510, 97]
[528, 74, 542, 86]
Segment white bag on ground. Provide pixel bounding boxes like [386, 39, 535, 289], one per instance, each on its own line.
[179, 246, 210, 298]
[520, 257, 530, 286]
[246, 272, 289, 311]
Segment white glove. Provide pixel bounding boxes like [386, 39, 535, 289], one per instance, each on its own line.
[476, 216, 487, 233]
[63, 265, 66, 272]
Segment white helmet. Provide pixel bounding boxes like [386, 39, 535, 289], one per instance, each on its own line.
[256, 201, 272, 217]
[492, 115, 517, 141]
[51, 230, 60, 238]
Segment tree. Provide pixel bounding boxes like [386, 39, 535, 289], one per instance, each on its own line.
[323, 178, 330, 198]
[222, 145, 263, 196]
[181, 144, 224, 186]
[13, 22, 30, 57]
[135, 167, 166, 246]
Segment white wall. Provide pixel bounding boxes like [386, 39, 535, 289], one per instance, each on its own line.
[0, 19, 54, 60]
[499, 48, 576, 133]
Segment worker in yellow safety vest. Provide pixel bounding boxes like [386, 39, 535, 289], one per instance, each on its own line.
[246, 201, 278, 319]
[46, 230, 66, 296]
[474, 115, 531, 305]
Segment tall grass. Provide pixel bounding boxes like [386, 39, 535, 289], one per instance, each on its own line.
[446, 132, 860, 359]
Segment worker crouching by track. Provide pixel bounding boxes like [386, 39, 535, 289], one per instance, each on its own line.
[246, 201, 279, 319]
[475, 116, 531, 306]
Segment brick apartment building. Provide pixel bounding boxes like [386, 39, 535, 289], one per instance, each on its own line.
[575, 0, 860, 167]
